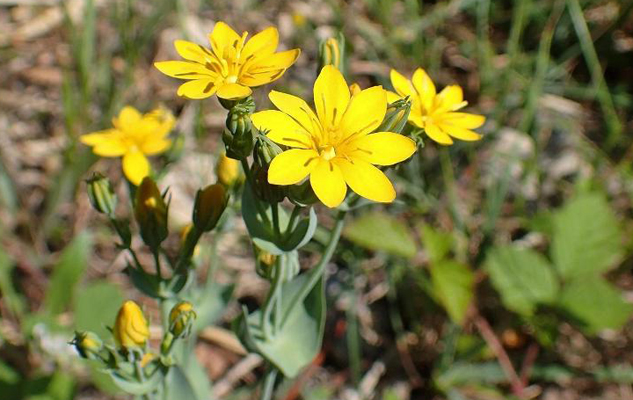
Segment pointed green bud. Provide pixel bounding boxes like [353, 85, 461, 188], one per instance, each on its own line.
[377, 96, 412, 134]
[86, 173, 117, 216]
[135, 177, 169, 249]
[169, 301, 197, 338]
[318, 35, 345, 72]
[253, 135, 282, 168]
[71, 331, 103, 360]
[193, 184, 228, 232]
[222, 97, 255, 160]
[251, 163, 285, 204]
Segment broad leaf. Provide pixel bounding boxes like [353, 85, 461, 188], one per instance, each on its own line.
[74, 281, 123, 337]
[429, 260, 474, 324]
[237, 272, 325, 377]
[558, 276, 633, 334]
[419, 224, 454, 264]
[485, 246, 558, 316]
[45, 232, 92, 314]
[344, 212, 416, 258]
[551, 193, 622, 279]
[164, 366, 199, 400]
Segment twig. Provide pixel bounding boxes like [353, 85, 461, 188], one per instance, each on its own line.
[472, 311, 524, 397]
[213, 354, 263, 398]
[519, 342, 539, 387]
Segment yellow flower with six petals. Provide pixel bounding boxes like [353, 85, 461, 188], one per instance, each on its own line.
[251, 66, 416, 208]
[80, 106, 174, 185]
[154, 22, 300, 100]
[388, 68, 485, 145]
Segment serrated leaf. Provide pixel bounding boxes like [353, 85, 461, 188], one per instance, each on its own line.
[344, 212, 416, 258]
[551, 193, 622, 279]
[45, 232, 92, 314]
[429, 260, 474, 324]
[558, 276, 633, 334]
[485, 246, 558, 316]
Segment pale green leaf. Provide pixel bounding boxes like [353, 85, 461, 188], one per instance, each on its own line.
[485, 246, 558, 315]
[344, 212, 416, 258]
[559, 276, 633, 334]
[551, 193, 623, 278]
[430, 260, 474, 324]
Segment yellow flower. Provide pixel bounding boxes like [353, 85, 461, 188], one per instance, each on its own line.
[113, 300, 150, 349]
[388, 68, 486, 145]
[216, 153, 242, 187]
[81, 106, 174, 185]
[169, 301, 197, 337]
[251, 65, 416, 208]
[154, 22, 300, 100]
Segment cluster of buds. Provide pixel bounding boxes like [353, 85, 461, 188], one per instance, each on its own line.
[72, 300, 197, 395]
[222, 97, 255, 160]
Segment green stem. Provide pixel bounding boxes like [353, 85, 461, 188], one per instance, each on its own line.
[240, 158, 271, 226]
[174, 225, 203, 274]
[281, 210, 346, 326]
[261, 256, 285, 340]
[153, 248, 162, 279]
[260, 367, 278, 400]
[271, 203, 281, 237]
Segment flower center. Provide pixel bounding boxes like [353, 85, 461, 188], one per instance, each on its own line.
[320, 146, 336, 161]
[226, 75, 238, 84]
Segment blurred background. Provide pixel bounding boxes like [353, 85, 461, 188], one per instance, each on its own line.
[1, 0, 633, 399]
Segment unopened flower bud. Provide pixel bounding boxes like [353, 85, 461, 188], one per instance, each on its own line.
[252, 163, 285, 204]
[216, 154, 243, 187]
[193, 184, 228, 232]
[134, 177, 169, 249]
[319, 36, 344, 71]
[113, 300, 149, 349]
[377, 96, 412, 134]
[169, 301, 197, 338]
[86, 173, 117, 216]
[72, 331, 103, 359]
[255, 248, 277, 279]
[222, 97, 255, 160]
[253, 136, 282, 168]
[286, 180, 318, 207]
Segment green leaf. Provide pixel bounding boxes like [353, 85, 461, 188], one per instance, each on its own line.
[485, 246, 558, 316]
[237, 272, 325, 378]
[108, 367, 165, 396]
[551, 193, 623, 279]
[558, 276, 633, 334]
[164, 366, 199, 400]
[429, 260, 474, 324]
[74, 281, 123, 338]
[344, 212, 416, 258]
[44, 232, 92, 315]
[180, 349, 212, 400]
[419, 224, 453, 264]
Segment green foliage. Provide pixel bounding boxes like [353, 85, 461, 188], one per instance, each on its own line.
[559, 276, 633, 333]
[0, 249, 24, 317]
[551, 193, 623, 278]
[485, 192, 632, 333]
[44, 232, 93, 315]
[74, 281, 124, 338]
[164, 366, 199, 400]
[344, 212, 416, 258]
[430, 260, 474, 324]
[485, 246, 558, 315]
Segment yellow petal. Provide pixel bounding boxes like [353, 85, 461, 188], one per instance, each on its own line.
[92, 137, 127, 157]
[435, 85, 465, 111]
[441, 112, 486, 129]
[241, 26, 279, 60]
[314, 65, 349, 129]
[310, 159, 347, 208]
[339, 86, 387, 140]
[425, 123, 453, 145]
[80, 129, 118, 145]
[268, 149, 319, 185]
[176, 79, 217, 99]
[438, 124, 482, 141]
[216, 83, 252, 99]
[251, 110, 312, 149]
[142, 138, 172, 155]
[248, 49, 300, 71]
[174, 39, 214, 63]
[408, 112, 425, 129]
[390, 69, 414, 97]
[269, 90, 321, 134]
[208, 21, 241, 57]
[411, 68, 435, 111]
[122, 151, 150, 186]
[154, 61, 216, 80]
[337, 158, 395, 203]
[240, 69, 286, 87]
[114, 106, 141, 130]
[350, 132, 416, 166]
[386, 90, 402, 104]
